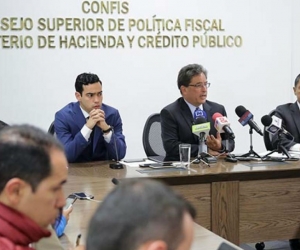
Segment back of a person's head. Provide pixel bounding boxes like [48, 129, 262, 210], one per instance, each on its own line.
[0, 124, 63, 192]
[87, 179, 196, 250]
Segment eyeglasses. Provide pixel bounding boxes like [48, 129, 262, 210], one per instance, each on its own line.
[188, 82, 211, 88]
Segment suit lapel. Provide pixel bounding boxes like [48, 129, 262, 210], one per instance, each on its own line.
[178, 98, 194, 126]
[203, 102, 212, 124]
[72, 102, 87, 130]
[291, 102, 300, 136]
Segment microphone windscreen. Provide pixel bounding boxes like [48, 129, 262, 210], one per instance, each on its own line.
[194, 116, 207, 124]
[212, 112, 222, 122]
[261, 115, 272, 126]
[235, 105, 247, 117]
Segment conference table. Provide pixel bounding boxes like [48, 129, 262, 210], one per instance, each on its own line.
[61, 198, 241, 250]
[62, 158, 300, 248]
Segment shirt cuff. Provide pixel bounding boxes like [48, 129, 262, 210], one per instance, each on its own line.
[103, 131, 112, 143]
[81, 125, 92, 141]
[217, 144, 226, 153]
[289, 144, 300, 152]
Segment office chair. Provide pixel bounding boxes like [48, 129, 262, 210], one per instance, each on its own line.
[263, 109, 276, 151]
[142, 113, 166, 157]
[48, 121, 55, 135]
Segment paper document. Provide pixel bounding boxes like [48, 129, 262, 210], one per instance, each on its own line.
[119, 159, 156, 168]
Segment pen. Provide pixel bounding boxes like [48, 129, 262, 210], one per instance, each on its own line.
[76, 233, 81, 246]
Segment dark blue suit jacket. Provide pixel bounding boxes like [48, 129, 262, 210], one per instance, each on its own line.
[160, 98, 235, 160]
[272, 102, 300, 150]
[54, 102, 126, 163]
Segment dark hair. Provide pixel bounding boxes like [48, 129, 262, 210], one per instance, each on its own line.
[294, 74, 300, 87]
[177, 64, 208, 90]
[87, 179, 196, 250]
[0, 125, 64, 192]
[75, 73, 102, 95]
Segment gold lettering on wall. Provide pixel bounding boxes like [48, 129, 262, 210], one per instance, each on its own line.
[0, 1, 243, 49]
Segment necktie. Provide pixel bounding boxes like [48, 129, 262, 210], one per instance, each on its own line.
[86, 117, 95, 159]
[89, 127, 95, 157]
[194, 108, 199, 120]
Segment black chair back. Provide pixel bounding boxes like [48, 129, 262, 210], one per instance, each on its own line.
[48, 121, 55, 135]
[0, 120, 9, 131]
[263, 109, 276, 150]
[142, 113, 166, 157]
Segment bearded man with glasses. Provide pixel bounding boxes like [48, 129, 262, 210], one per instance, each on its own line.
[161, 63, 235, 160]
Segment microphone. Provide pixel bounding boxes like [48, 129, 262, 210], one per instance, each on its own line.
[192, 116, 210, 156]
[212, 112, 235, 139]
[235, 105, 263, 136]
[194, 109, 207, 120]
[261, 115, 291, 136]
[192, 117, 210, 139]
[260, 114, 297, 161]
[109, 127, 124, 169]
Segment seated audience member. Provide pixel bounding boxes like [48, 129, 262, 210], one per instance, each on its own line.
[86, 179, 196, 250]
[0, 125, 68, 249]
[161, 64, 235, 160]
[32, 225, 64, 250]
[272, 74, 300, 152]
[55, 73, 126, 163]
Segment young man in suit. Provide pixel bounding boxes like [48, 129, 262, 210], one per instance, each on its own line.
[55, 73, 126, 163]
[161, 64, 235, 160]
[87, 179, 196, 250]
[272, 74, 300, 152]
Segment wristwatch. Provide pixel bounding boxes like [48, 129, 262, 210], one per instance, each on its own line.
[102, 126, 112, 133]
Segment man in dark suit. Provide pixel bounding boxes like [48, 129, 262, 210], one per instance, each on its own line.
[55, 73, 126, 163]
[272, 74, 300, 250]
[161, 64, 234, 160]
[272, 74, 300, 152]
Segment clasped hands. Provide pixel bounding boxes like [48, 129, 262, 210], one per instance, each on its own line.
[86, 109, 110, 131]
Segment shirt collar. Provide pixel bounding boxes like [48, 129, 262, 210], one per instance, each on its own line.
[79, 105, 89, 119]
[183, 99, 203, 116]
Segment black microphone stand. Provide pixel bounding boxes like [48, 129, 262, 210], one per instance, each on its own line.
[224, 134, 239, 162]
[262, 131, 299, 161]
[191, 134, 211, 166]
[198, 133, 208, 156]
[109, 128, 124, 169]
[194, 133, 217, 165]
[239, 127, 261, 159]
[191, 152, 211, 167]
